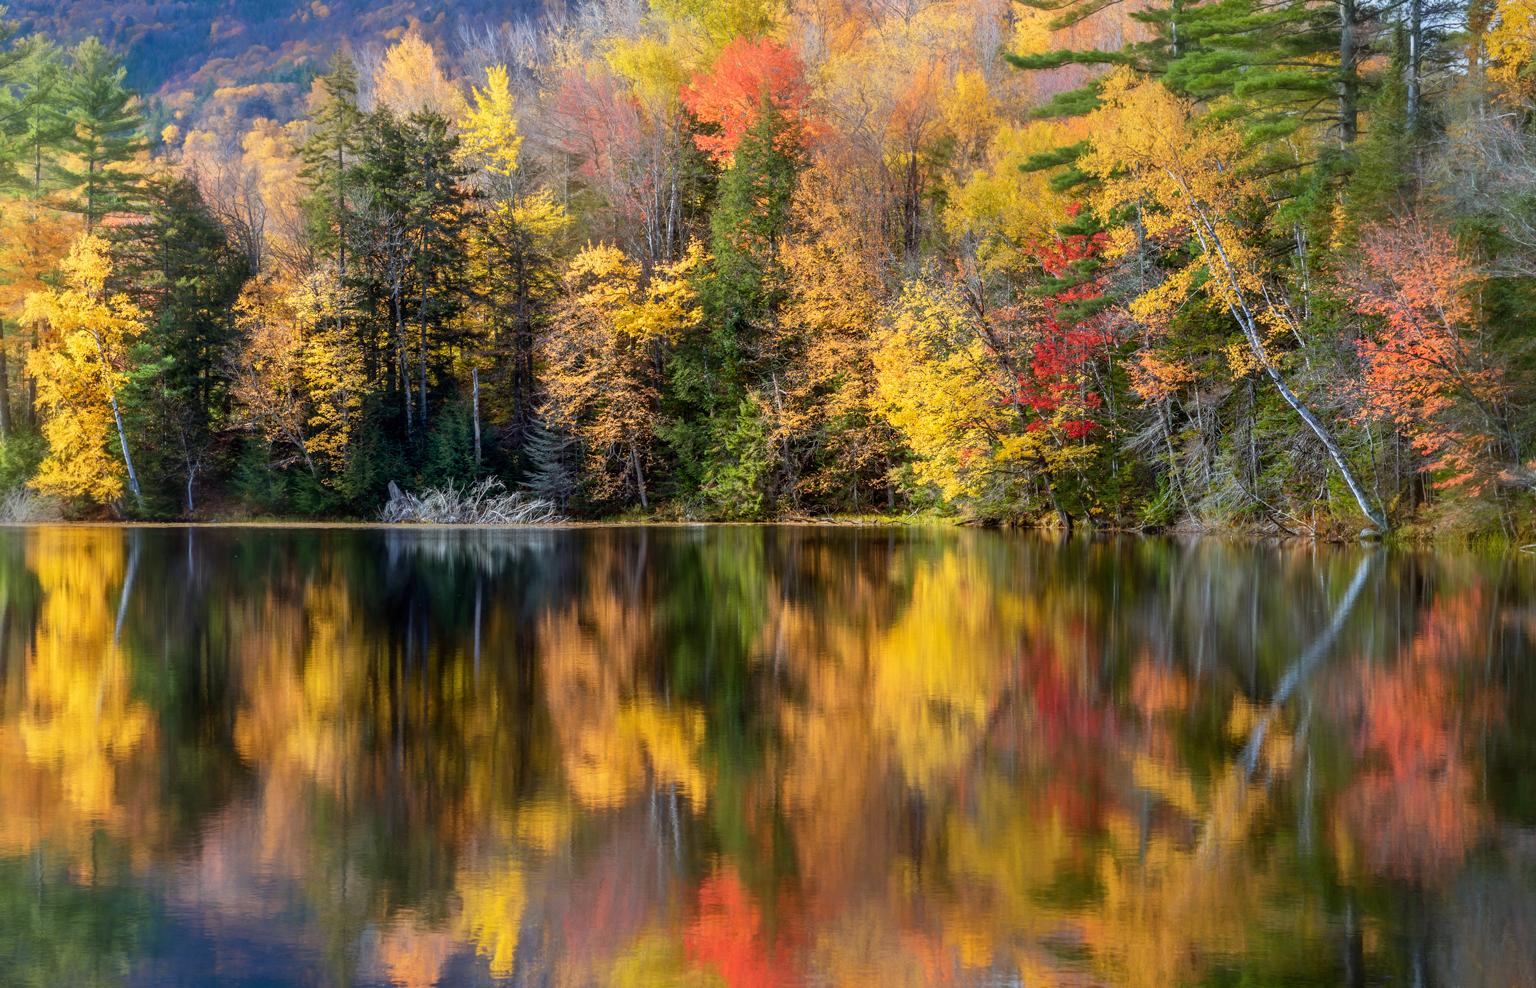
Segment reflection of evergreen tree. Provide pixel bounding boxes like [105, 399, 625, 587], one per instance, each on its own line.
[0, 856, 157, 988]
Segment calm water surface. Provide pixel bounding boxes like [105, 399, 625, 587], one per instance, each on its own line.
[0, 525, 1533, 987]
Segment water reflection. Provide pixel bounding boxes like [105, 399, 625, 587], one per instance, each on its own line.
[0, 526, 1532, 986]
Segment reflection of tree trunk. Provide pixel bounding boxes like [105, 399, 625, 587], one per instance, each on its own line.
[1343, 898, 1365, 988]
[1196, 554, 1374, 862]
[114, 532, 140, 646]
[1240, 552, 1373, 775]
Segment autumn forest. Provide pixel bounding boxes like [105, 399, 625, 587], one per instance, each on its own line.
[0, 0, 1533, 535]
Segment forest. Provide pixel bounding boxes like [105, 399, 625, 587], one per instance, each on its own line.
[0, 0, 1532, 536]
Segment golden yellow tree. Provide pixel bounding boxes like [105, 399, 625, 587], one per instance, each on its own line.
[2, 530, 155, 870]
[772, 165, 897, 508]
[0, 201, 83, 437]
[23, 235, 146, 507]
[1081, 71, 1388, 531]
[230, 265, 361, 481]
[230, 272, 316, 473]
[541, 241, 707, 508]
[373, 29, 465, 118]
[1489, 0, 1536, 100]
[458, 65, 523, 177]
[292, 268, 364, 477]
[874, 279, 1086, 519]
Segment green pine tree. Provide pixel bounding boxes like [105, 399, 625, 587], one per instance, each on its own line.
[54, 37, 145, 229]
[113, 175, 250, 514]
[299, 49, 363, 283]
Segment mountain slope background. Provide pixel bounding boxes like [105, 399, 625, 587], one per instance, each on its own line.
[6, 0, 545, 126]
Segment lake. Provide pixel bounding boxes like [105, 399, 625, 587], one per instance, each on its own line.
[0, 525, 1532, 986]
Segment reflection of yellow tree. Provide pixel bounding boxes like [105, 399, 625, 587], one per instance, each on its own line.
[540, 566, 707, 811]
[456, 857, 527, 978]
[871, 546, 1018, 793]
[771, 548, 898, 909]
[226, 565, 571, 986]
[0, 530, 154, 870]
[926, 687, 1309, 987]
[233, 579, 366, 795]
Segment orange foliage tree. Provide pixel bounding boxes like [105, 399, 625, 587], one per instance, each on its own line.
[682, 38, 812, 165]
[1343, 218, 1512, 493]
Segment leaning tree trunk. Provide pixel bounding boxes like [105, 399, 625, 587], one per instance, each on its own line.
[1177, 183, 1389, 532]
[107, 391, 142, 509]
[94, 334, 142, 509]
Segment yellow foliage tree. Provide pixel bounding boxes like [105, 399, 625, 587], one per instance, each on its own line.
[230, 272, 316, 474]
[772, 165, 898, 507]
[874, 280, 1005, 504]
[458, 65, 523, 177]
[23, 235, 146, 507]
[541, 241, 708, 508]
[944, 119, 1082, 275]
[874, 279, 1071, 516]
[291, 268, 364, 477]
[230, 265, 361, 481]
[1489, 0, 1536, 100]
[0, 530, 155, 871]
[373, 29, 465, 118]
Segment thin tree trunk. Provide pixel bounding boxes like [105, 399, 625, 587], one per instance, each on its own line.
[1406, 0, 1422, 134]
[25, 326, 36, 427]
[629, 442, 649, 510]
[0, 321, 11, 440]
[471, 367, 482, 466]
[393, 284, 413, 437]
[184, 461, 198, 515]
[1339, 0, 1360, 144]
[91, 333, 141, 508]
[418, 279, 429, 430]
[108, 390, 141, 508]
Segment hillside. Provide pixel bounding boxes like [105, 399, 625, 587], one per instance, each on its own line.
[6, 0, 543, 121]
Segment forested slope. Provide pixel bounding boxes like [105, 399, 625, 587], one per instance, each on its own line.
[0, 0, 1531, 537]
[6, 0, 543, 125]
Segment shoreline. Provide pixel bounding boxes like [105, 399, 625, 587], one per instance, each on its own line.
[0, 515, 1528, 549]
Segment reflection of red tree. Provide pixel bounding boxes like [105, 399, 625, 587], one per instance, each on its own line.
[685, 867, 800, 987]
[1341, 591, 1493, 882]
[1002, 643, 1120, 831]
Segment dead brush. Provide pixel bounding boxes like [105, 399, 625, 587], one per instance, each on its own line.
[380, 478, 562, 525]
